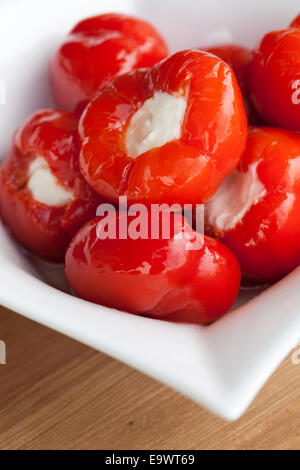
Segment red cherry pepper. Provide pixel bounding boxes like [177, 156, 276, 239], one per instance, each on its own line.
[65, 211, 241, 324]
[0, 109, 104, 262]
[203, 44, 261, 124]
[250, 27, 300, 131]
[290, 13, 300, 28]
[50, 13, 168, 113]
[205, 126, 300, 283]
[79, 49, 247, 206]
[203, 44, 253, 94]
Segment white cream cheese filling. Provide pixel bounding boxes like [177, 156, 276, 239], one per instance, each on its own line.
[205, 161, 266, 233]
[27, 156, 74, 206]
[126, 91, 187, 158]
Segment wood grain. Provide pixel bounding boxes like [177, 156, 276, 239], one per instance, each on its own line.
[0, 304, 299, 450]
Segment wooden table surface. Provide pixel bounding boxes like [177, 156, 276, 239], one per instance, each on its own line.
[0, 305, 299, 450]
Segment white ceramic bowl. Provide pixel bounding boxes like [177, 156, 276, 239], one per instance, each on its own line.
[1, 0, 300, 420]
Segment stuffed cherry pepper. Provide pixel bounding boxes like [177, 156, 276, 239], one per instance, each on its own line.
[50, 13, 168, 113]
[79, 49, 247, 206]
[205, 126, 300, 283]
[0, 109, 104, 262]
[250, 26, 300, 131]
[65, 211, 241, 324]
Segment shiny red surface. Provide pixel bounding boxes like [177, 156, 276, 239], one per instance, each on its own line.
[250, 28, 300, 131]
[290, 13, 300, 28]
[204, 44, 252, 94]
[65, 212, 241, 323]
[79, 49, 248, 206]
[50, 13, 168, 112]
[206, 126, 300, 283]
[0, 109, 104, 262]
[203, 44, 261, 125]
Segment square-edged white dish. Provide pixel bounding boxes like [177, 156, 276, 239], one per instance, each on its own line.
[1, 0, 300, 421]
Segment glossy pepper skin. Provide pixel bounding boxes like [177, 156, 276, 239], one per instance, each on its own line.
[205, 127, 300, 283]
[250, 27, 300, 131]
[0, 109, 104, 262]
[79, 49, 248, 206]
[65, 211, 241, 324]
[203, 44, 260, 124]
[290, 13, 300, 28]
[50, 13, 168, 113]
